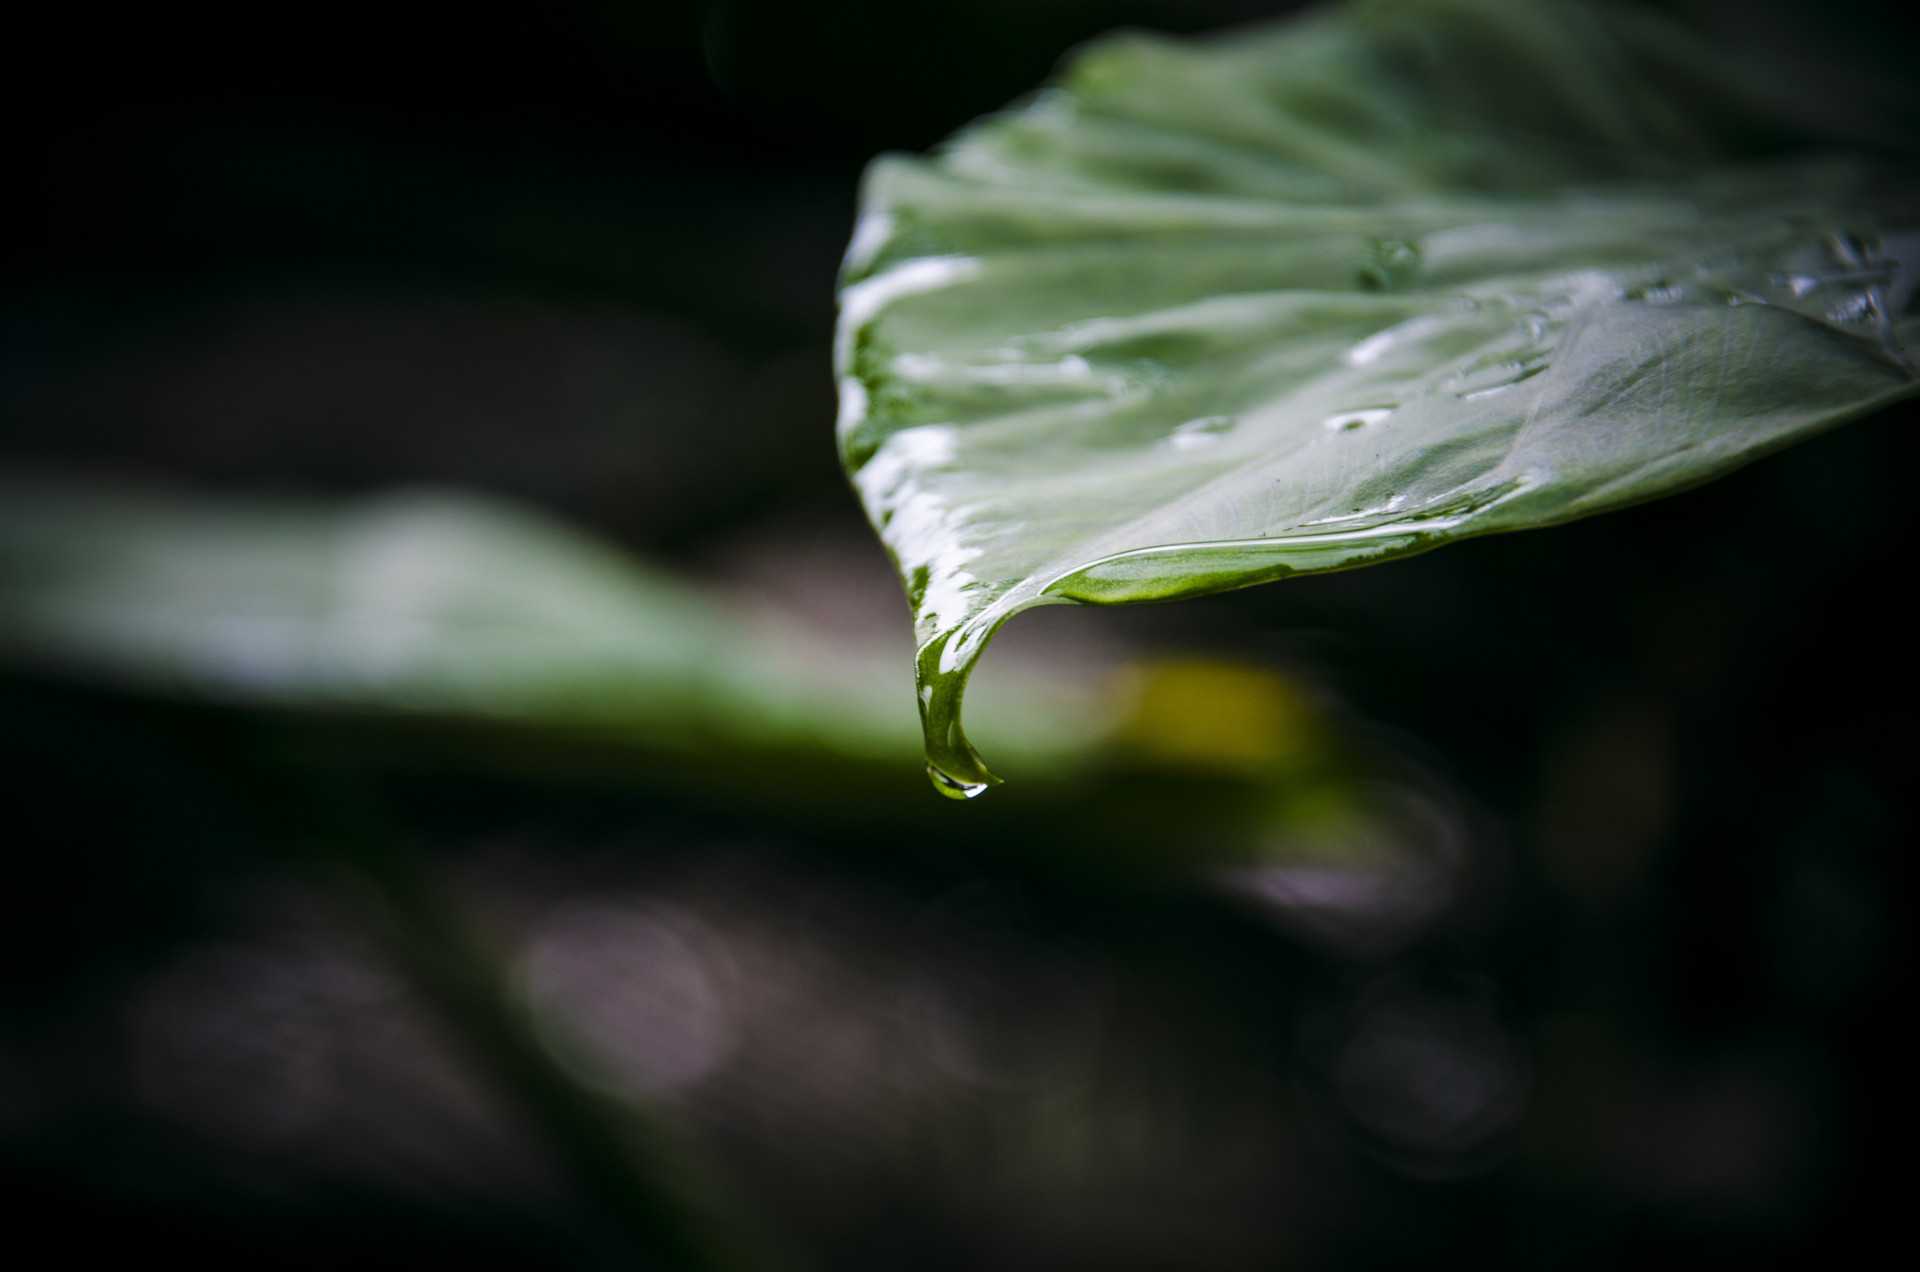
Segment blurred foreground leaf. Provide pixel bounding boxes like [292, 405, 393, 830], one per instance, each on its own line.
[833, 0, 1920, 795]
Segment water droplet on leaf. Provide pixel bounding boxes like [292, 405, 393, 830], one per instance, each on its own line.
[928, 764, 990, 800]
[1324, 408, 1394, 431]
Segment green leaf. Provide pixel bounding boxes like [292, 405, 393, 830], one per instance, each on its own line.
[0, 481, 1107, 778]
[834, 0, 1920, 797]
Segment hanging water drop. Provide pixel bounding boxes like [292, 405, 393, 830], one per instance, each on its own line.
[927, 764, 990, 800]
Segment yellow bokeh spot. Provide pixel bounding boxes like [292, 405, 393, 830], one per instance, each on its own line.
[1115, 660, 1320, 773]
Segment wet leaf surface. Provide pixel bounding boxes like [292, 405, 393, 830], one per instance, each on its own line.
[834, 0, 1920, 794]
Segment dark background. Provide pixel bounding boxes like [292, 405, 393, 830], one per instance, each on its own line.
[3, 2, 1917, 1269]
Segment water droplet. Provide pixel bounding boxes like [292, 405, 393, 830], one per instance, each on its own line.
[928, 763, 989, 800]
[1165, 415, 1234, 449]
[1324, 408, 1393, 431]
[1450, 356, 1547, 399]
[1357, 238, 1422, 291]
[916, 628, 1005, 801]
